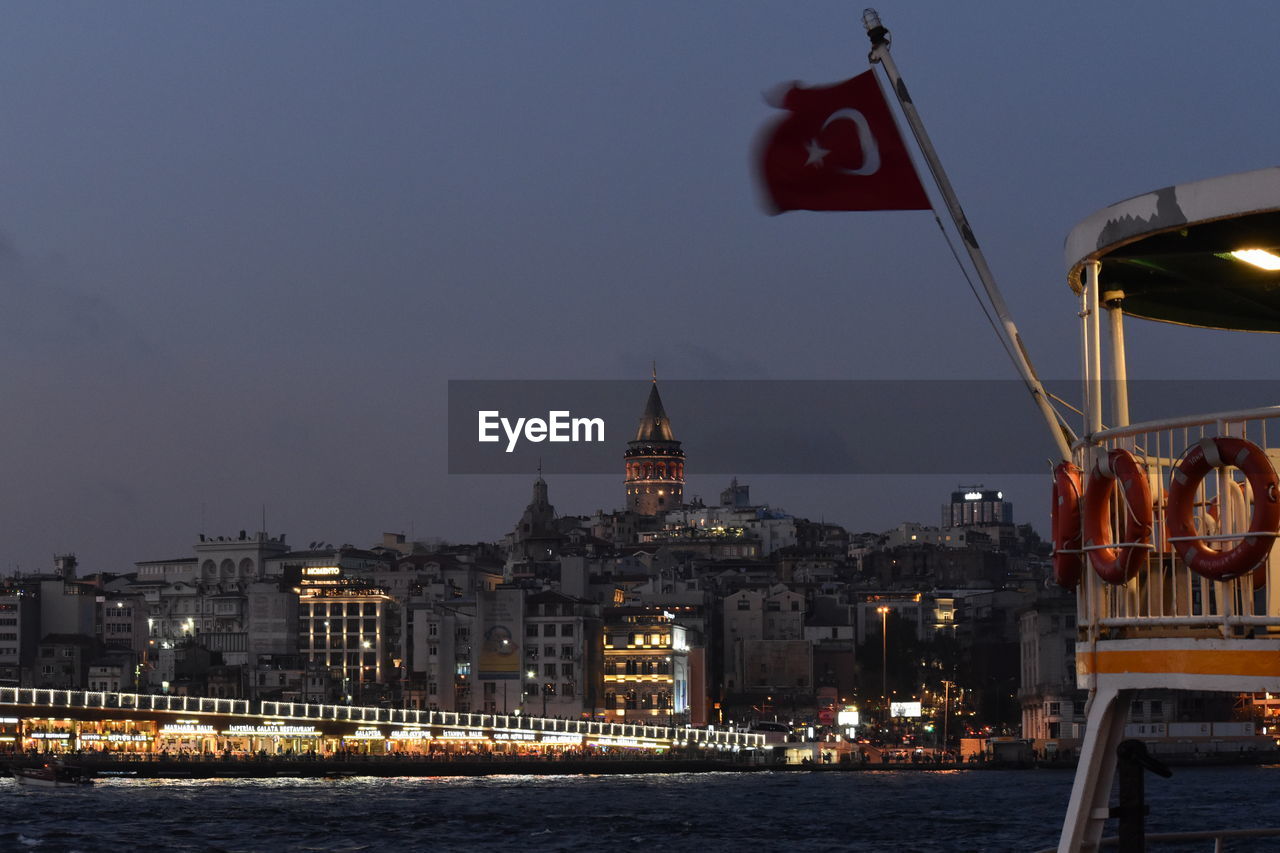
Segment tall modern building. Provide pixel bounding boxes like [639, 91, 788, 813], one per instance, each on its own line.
[624, 377, 684, 515]
[942, 486, 1012, 528]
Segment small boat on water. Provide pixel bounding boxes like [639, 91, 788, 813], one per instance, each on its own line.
[10, 763, 94, 788]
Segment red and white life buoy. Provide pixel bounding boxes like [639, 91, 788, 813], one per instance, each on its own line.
[1051, 462, 1084, 587]
[1166, 436, 1280, 581]
[1083, 448, 1153, 584]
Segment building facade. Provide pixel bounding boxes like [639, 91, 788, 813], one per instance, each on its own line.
[602, 610, 690, 723]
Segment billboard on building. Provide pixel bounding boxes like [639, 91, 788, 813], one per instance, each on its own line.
[890, 701, 922, 718]
[477, 589, 523, 680]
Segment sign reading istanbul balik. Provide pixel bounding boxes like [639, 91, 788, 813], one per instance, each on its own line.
[439, 729, 488, 740]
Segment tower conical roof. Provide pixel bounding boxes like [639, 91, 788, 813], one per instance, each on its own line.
[634, 381, 675, 442]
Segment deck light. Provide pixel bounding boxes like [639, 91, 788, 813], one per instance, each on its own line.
[1230, 249, 1280, 270]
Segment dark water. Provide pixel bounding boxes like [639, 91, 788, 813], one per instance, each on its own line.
[3, 767, 1280, 852]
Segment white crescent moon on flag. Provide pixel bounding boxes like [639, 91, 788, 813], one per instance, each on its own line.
[821, 108, 880, 176]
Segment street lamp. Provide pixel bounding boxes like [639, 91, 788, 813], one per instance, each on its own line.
[941, 680, 952, 753]
[877, 606, 890, 715]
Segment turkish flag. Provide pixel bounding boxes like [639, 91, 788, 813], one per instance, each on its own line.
[756, 70, 930, 213]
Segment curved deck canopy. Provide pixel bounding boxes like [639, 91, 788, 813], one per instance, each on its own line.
[1065, 166, 1280, 332]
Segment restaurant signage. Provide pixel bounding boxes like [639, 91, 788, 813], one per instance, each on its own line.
[224, 724, 321, 737]
[389, 729, 432, 741]
[439, 729, 488, 740]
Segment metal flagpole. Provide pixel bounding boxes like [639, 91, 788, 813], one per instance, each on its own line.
[862, 9, 1075, 463]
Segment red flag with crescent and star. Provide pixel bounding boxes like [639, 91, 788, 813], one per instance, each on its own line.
[756, 70, 930, 214]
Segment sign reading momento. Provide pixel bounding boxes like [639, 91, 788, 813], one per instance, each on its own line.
[756, 70, 929, 214]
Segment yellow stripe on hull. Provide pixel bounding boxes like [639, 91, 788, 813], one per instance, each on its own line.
[1079, 648, 1280, 678]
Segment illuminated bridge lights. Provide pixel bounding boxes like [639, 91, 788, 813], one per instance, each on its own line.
[0, 686, 763, 753]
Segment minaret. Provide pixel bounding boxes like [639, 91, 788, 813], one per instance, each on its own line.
[624, 369, 684, 515]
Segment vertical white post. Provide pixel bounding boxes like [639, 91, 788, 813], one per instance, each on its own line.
[1086, 261, 1103, 438]
[1216, 420, 1235, 627]
[1078, 277, 1095, 628]
[1080, 282, 1092, 449]
[1058, 685, 1131, 853]
[1084, 261, 1106, 626]
[1105, 291, 1130, 430]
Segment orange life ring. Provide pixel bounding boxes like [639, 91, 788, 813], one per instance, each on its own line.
[1051, 462, 1084, 587]
[1166, 436, 1280, 581]
[1083, 448, 1153, 584]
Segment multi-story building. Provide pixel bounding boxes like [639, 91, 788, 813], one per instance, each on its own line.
[100, 593, 148, 657]
[36, 556, 98, 638]
[33, 634, 98, 690]
[942, 486, 1013, 528]
[519, 590, 602, 718]
[134, 556, 198, 586]
[854, 595, 928, 645]
[636, 528, 761, 560]
[804, 596, 857, 705]
[195, 531, 290, 588]
[602, 609, 690, 723]
[87, 661, 130, 692]
[298, 587, 398, 703]
[245, 581, 300, 662]
[1018, 595, 1085, 747]
[662, 500, 798, 556]
[883, 522, 978, 550]
[134, 532, 291, 668]
[403, 597, 459, 711]
[0, 589, 39, 686]
[722, 584, 810, 699]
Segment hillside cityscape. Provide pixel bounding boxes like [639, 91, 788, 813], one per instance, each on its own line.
[0, 379, 1260, 762]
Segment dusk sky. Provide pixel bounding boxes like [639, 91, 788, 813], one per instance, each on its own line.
[3, 1, 1278, 572]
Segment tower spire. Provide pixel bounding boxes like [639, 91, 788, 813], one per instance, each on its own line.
[625, 369, 684, 515]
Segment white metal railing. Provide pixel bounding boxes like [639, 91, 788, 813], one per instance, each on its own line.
[1075, 407, 1280, 637]
[0, 687, 762, 749]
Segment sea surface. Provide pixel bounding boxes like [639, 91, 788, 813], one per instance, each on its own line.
[3, 766, 1280, 852]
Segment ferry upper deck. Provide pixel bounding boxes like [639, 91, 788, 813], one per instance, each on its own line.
[1058, 166, 1280, 851]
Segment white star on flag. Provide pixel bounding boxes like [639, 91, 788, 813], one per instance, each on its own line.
[804, 138, 829, 167]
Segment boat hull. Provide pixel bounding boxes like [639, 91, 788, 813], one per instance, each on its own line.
[10, 767, 93, 788]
